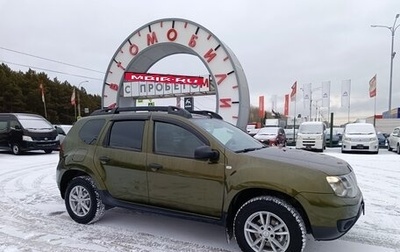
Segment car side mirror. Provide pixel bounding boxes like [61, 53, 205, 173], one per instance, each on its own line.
[14, 125, 21, 130]
[194, 146, 219, 161]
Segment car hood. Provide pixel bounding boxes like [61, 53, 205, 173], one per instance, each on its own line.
[242, 147, 351, 175]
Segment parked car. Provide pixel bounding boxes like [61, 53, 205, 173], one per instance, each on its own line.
[247, 128, 260, 137]
[56, 106, 364, 252]
[54, 124, 73, 144]
[284, 128, 297, 146]
[387, 126, 400, 154]
[341, 123, 379, 154]
[296, 121, 326, 152]
[0, 113, 59, 155]
[376, 132, 387, 148]
[324, 127, 344, 147]
[253, 126, 286, 146]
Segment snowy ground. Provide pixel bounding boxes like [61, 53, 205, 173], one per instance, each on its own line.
[0, 148, 399, 252]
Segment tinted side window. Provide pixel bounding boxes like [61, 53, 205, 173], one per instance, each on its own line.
[154, 122, 205, 158]
[108, 120, 144, 150]
[79, 119, 105, 144]
[10, 120, 20, 129]
[0, 118, 8, 133]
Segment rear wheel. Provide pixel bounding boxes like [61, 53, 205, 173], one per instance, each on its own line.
[44, 150, 52, 154]
[388, 144, 393, 151]
[397, 144, 400, 154]
[65, 176, 105, 224]
[234, 196, 306, 252]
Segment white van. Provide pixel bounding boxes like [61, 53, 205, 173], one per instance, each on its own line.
[296, 121, 326, 152]
[341, 123, 379, 154]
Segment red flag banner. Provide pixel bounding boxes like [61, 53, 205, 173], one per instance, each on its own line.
[369, 74, 377, 98]
[258, 96, 265, 118]
[284, 94, 289, 116]
[290, 81, 297, 101]
[71, 88, 76, 106]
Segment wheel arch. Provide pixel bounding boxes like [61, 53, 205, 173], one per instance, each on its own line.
[59, 169, 90, 199]
[225, 188, 312, 239]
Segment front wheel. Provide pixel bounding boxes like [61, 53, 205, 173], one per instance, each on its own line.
[11, 144, 22, 155]
[65, 176, 105, 224]
[234, 196, 306, 252]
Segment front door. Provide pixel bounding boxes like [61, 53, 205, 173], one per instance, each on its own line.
[146, 120, 225, 218]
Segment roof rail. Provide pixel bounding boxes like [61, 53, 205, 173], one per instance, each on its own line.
[90, 106, 192, 118]
[90, 106, 223, 120]
[190, 110, 223, 120]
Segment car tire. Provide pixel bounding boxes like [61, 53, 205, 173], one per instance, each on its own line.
[388, 144, 392, 152]
[44, 150, 52, 154]
[234, 196, 306, 252]
[65, 176, 105, 224]
[397, 145, 400, 155]
[11, 144, 21, 155]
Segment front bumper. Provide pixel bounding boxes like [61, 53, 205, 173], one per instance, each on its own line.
[296, 191, 364, 240]
[342, 140, 378, 152]
[21, 140, 60, 151]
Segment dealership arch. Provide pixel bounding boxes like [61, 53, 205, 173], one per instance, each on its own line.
[102, 18, 250, 130]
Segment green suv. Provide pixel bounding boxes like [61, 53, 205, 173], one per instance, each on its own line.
[56, 106, 364, 252]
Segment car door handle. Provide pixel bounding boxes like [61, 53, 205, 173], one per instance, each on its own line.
[149, 163, 163, 172]
[99, 156, 110, 164]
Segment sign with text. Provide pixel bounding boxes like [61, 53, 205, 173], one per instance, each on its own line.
[123, 72, 210, 98]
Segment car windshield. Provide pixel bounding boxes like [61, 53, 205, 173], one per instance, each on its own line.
[346, 124, 375, 135]
[192, 118, 265, 152]
[284, 129, 296, 135]
[299, 123, 323, 134]
[325, 128, 343, 135]
[18, 116, 53, 129]
[257, 127, 279, 135]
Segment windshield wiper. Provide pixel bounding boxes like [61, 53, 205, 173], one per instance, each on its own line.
[235, 146, 266, 153]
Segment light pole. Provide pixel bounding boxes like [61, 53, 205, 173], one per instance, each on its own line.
[77, 80, 89, 118]
[371, 14, 400, 112]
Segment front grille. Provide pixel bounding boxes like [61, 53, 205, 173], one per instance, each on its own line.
[29, 132, 57, 141]
[303, 140, 316, 146]
[351, 145, 368, 150]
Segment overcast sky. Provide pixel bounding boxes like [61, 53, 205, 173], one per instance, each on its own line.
[1, 0, 399, 124]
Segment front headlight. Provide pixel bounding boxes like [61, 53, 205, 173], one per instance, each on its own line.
[326, 173, 358, 197]
[22, 135, 33, 141]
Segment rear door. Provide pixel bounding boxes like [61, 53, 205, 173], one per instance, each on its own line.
[93, 118, 149, 203]
[146, 118, 225, 218]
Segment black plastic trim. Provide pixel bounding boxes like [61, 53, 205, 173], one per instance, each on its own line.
[98, 190, 226, 226]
